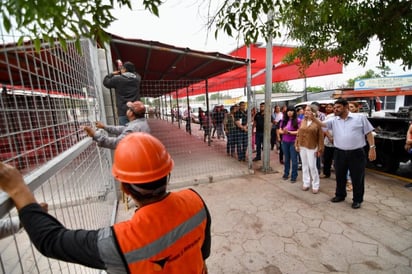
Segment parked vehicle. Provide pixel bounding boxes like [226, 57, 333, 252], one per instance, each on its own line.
[294, 99, 370, 115]
[367, 106, 412, 172]
[335, 86, 412, 173]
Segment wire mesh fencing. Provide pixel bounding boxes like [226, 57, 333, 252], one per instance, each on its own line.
[0, 35, 115, 273]
[139, 80, 264, 188]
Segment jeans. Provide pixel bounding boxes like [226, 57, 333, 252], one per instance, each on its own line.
[216, 123, 224, 138]
[282, 141, 298, 180]
[237, 131, 248, 160]
[255, 131, 263, 159]
[185, 118, 191, 132]
[226, 131, 236, 156]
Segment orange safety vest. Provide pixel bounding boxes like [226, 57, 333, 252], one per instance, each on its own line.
[113, 189, 208, 273]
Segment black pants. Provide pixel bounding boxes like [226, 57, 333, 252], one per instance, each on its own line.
[322, 146, 335, 177]
[185, 118, 191, 132]
[270, 128, 277, 149]
[255, 131, 263, 159]
[237, 131, 248, 160]
[334, 148, 366, 203]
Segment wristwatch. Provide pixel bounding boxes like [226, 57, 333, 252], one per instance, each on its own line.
[370, 145, 376, 149]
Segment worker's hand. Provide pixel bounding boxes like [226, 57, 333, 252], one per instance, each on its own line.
[0, 162, 36, 209]
[0, 162, 25, 194]
[95, 121, 105, 129]
[83, 126, 96, 137]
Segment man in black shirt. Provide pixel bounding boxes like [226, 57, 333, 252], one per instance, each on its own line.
[103, 61, 141, 126]
[253, 102, 266, 161]
[234, 101, 248, 161]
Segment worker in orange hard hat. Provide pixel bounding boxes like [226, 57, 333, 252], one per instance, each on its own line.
[83, 100, 151, 149]
[0, 132, 212, 273]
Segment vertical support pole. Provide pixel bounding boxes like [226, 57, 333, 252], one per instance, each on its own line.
[263, 11, 274, 172]
[205, 79, 211, 145]
[246, 46, 253, 169]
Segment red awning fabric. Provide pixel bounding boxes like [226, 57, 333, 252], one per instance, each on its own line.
[175, 44, 343, 98]
[108, 34, 249, 97]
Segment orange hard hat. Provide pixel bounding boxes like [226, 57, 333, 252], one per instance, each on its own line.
[127, 101, 146, 115]
[112, 132, 174, 184]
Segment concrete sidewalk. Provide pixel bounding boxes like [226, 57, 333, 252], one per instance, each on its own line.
[193, 171, 412, 274]
[117, 119, 412, 273]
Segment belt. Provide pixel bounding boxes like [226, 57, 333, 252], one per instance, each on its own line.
[336, 147, 363, 152]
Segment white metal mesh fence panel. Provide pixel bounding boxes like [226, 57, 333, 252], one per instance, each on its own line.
[0, 39, 99, 174]
[0, 144, 113, 274]
[140, 80, 252, 188]
[0, 35, 115, 273]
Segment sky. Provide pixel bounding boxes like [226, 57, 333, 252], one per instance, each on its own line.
[107, 0, 412, 92]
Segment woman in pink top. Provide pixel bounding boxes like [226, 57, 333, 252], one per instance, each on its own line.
[278, 106, 300, 182]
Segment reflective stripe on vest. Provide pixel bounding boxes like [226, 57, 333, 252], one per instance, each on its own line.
[124, 207, 206, 264]
[113, 189, 207, 273]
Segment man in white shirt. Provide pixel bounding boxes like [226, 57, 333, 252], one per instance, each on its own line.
[312, 99, 376, 209]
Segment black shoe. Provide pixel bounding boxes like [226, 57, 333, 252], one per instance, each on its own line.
[282, 175, 288, 180]
[351, 202, 361, 209]
[331, 196, 345, 203]
[290, 179, 296, 183]
[252, 157, 261, 161]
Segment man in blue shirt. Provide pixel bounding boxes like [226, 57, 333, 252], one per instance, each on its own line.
[312, 99, 376, 209]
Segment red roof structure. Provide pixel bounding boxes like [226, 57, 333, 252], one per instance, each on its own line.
[108, 34, 249, 97]
[175, 44, 343, 98]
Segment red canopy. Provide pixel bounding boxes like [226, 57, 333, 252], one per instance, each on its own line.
[175, 44, 342, 98]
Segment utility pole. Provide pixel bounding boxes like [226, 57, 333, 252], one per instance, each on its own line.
[262, 10, 274, 173]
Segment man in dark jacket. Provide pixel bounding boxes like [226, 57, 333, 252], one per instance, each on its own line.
[103, 61, 141, 125]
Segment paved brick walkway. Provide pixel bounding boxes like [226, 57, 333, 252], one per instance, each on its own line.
[116, 118, 412, 274]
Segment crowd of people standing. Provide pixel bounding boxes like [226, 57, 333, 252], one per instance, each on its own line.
[192, 98, 376, 209]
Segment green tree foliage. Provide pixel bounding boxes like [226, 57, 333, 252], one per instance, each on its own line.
[210, 93, 222, 100]
[3, 0, 411, 71]
[0, 0, 162, 50]
[213, 0, 412, 69]
[306, 86, 323, 93]
[257, 82, 291, 93]
[272, 82, 291, 93]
